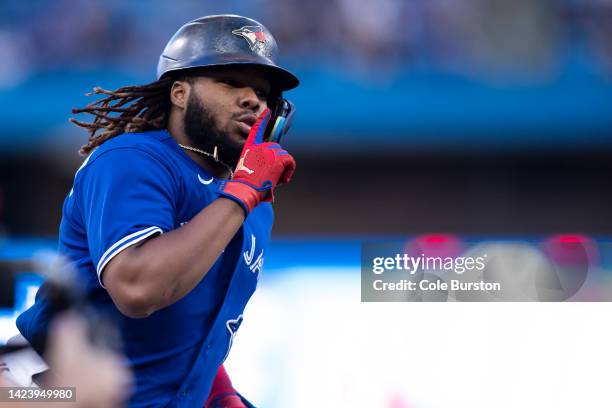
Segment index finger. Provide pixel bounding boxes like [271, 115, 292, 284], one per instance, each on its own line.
[246, 108, 271, 146]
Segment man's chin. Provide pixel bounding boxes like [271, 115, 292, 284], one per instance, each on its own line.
[228, 130, 248, 147]
[219, 137, 244, 167]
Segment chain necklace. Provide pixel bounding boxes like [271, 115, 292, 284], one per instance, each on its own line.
[178, 144, 234, 179]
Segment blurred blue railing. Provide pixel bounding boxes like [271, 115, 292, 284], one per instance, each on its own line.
[1, 63, 611, 153]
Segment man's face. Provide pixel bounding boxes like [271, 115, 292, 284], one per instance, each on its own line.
[182, 66, 272, 167]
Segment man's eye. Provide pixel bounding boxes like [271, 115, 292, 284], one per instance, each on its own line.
[221, 79, 237, 87]
[256, 89, 269, 99]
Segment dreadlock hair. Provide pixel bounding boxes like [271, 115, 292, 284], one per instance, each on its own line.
[70, 77, 175, 155]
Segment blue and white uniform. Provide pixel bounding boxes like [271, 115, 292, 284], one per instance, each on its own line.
[17, 130, 272, 407]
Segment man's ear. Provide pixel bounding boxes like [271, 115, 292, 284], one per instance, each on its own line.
[170, 80, 190, 109]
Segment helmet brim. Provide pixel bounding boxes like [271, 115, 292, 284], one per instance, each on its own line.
[159, 58, 299, 92]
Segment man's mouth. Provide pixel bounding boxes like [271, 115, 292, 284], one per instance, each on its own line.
[234, 113, 257, 136]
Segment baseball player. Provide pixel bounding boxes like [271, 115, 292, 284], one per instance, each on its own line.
[15, 14, 298, 407]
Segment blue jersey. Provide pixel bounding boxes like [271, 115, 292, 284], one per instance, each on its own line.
[16, 130, 273, 407]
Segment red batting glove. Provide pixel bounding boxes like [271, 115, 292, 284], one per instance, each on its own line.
[205, 394, 245, 408]
[218, 108, 296, 215]
[204, 365, 246, 408]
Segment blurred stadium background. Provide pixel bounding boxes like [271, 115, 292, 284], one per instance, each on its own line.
[1, 1, 612, 407]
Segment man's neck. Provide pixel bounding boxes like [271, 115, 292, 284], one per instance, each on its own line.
[181, 146, 231, 180]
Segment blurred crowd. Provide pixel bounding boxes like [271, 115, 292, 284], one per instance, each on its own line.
[0, 0, 611, 88]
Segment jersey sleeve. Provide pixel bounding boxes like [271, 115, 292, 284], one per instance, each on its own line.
[75, 147, 178, 287]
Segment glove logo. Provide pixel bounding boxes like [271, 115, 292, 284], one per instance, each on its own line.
[231, 26, 271, 57]
[235, 150, 255, 175]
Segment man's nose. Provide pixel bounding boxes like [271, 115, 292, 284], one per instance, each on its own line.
[238, 87, 261, 111]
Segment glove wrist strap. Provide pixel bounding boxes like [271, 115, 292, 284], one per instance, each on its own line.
[218, 181, 261, 215]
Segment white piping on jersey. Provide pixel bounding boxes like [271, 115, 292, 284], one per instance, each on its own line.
[96, 226, 163, 288]
[68, 154, 93, 197]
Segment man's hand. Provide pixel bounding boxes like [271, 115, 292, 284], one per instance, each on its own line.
[218, 109, 296, 215]
[45, 313, 132, 408]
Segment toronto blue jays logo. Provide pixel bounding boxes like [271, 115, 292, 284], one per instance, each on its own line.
[231, 25, 272, 57]
[223, 314, 244, 362]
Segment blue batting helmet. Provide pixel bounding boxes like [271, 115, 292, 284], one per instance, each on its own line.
[157, 14, 299, 92]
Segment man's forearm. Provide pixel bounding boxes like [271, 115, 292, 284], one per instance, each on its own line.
[104, 197, 245, 317]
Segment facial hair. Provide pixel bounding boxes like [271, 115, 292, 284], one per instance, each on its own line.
[183, 93, 243, 168]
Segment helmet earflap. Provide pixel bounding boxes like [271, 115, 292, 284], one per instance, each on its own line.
[265, 97, 295, 143]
